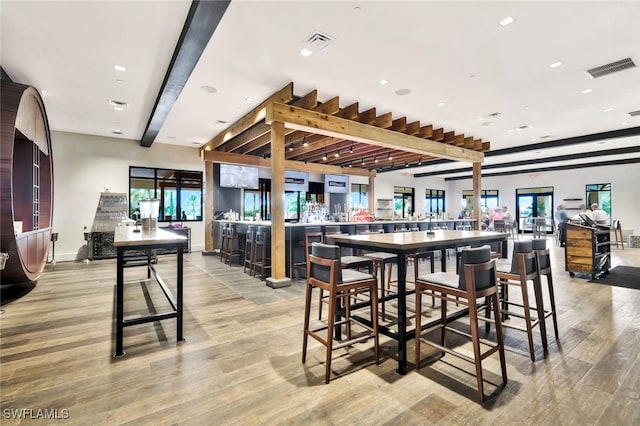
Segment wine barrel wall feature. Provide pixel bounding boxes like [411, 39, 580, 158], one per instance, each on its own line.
[1, 81, 54, 284]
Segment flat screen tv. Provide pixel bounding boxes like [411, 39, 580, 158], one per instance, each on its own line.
[324, 174, 349, 194]
[284, 170, 309, 192]
[219, 164, 259, 189]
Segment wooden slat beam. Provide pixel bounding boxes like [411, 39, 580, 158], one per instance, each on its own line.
[315, 96, 340, 115]
[375, 112, 393, 129]
[221, 89, 317, 153]
[405, 121, 421, 136]
[444, 131, 456, 143]
[358, 108, 377, 125]
[391, 117, 407, 132]
[335, 102, 359, 119]
[202, 150, 376, 177]
[455, 134, 465, 146]
[200, 82, 294, 153]
[265, 102, 484, 163]
[419, 124, 433, 138]
[433, 128, 444, 141]
[464, 137, 475, 149]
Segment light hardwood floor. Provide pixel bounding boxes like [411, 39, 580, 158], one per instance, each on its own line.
[1, 240, 639, 425]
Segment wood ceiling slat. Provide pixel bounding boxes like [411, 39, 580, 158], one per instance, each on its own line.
[482, 141, 491, 151]
[464, 137, 475, 149]
[375, 112, 393, 129]
[221, 89, 318, 153]
[405, 121, 421, 136]
[443, 131, 456, 143]
[391, 117, 407, 132]
[358, 108, 377, 124]
[432, 128, 444, 141]
[335, 102, 359, 119]
[202, 150, 375, 177]
[419, 124, 433, 138]
[473, 139, 482, 150]
[315, 96, 340, 115]
[200, 82, 293, 152]
[265, 102, 484, 163]
[455, 134, 465, 146]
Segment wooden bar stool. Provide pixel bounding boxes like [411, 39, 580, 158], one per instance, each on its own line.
[219, 223, 229, 263]
[495, 240, 547, 361]
[531, 239, 559, 340]
[415, 246, 507, 402]
[252, 227, 271, 280]
[302, 242, 380, 384]
[243, 225, 256, 275]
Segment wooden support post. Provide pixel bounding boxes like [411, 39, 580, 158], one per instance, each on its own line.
[368, 175, 375, 215]
[473, 162, 481, 231]
[266, 121, 291, 288]
[203, 160, 215, 254]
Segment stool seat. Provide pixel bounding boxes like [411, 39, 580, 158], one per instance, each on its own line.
[303, 242, 380, 384]
[415, 246, 507, 402]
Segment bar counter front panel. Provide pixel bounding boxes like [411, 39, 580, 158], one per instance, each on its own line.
[212, 219, 478, 278]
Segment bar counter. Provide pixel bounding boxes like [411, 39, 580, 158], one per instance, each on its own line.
[212, 218, 477, 279]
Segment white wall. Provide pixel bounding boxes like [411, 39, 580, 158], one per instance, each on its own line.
[430, 163, 640, 233]
[51, 131, 205, 261]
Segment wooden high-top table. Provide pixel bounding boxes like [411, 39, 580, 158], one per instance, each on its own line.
[329, 229, 508, 375]
[113, 226, 187, 357]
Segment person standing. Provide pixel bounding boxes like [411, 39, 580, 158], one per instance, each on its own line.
[591, 203, 609, 225]
[555, 205, 570, 246]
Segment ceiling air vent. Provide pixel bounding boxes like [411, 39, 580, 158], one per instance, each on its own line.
[587, 57, 636, 79]
[304, 31, 335, 51]
[628, 110, 640, 117]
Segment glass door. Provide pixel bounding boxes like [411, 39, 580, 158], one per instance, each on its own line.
[516, 187, 554, 234]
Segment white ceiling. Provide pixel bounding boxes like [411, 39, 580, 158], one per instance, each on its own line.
[2, 0, 639, 178]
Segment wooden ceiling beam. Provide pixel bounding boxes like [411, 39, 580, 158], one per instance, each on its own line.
[482, 141, 491, 152]
[432, 128, 444, 141]
[419, 124, 433, 138]
[200, 82, 293, 153]
[375, 112, 393, 129]
[220, 89, 318, 153]
[315, 96, 340, 115]
[358, 108, 377, 124]
[201, 150, 375, 177]
[464, 137, 475, 149]
[455, 134, 465, 146]
[391, 117, 407, 132]
[264, 102, 484, 163]
[473, 139, 482, 150]
[443, 131, 456, 143]
[335, 102, 359, 119]
[405, 121, 421, 136]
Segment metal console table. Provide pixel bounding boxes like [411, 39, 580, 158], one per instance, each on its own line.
[113, 226, 187, 357]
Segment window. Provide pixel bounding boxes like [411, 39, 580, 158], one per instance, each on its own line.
[424, 189, 445, 214]
[129, 167, 203, 222]
[394, 186, 414, 218]
[351, 184, 369, 209]
[462, 189, 499, 212]
[586, 183, 611, 221]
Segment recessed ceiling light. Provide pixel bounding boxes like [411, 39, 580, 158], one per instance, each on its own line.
[621, 121, 629, 125]
[549, 61, 563, 68]
[595, 141, 610, 145]
[112, 130, 123, 135]
[116, 79, 123, 84]
[603, 107, 614, 112]
[215, 120, 227, 128]
[378, 79, 389, 85]
[508, 129, 515, 133]
[477, 117, 484, 121]
[299, 48, 312, 57]
[192, 142, 201, 145]
[531, 138, 538, 142]
[437, 102, 445, 107]
[498, 16, 515, 27]
[114, 65, 126, 72]
[395, 88, 411, 96]
[354, 6, 361, 12]
[113, 106, 124, 112]
[581, 88, 593, 94]
[245, 97, 254, 102]
[489, 112, 502, 117]
[200, 85, 217, 93]
[481, 121, 493, 126]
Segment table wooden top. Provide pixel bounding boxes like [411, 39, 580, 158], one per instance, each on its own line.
[114, 226, 186, 247]
[328, 229, 506, 252]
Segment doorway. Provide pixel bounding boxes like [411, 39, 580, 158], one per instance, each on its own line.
[516, 187, 554, 234]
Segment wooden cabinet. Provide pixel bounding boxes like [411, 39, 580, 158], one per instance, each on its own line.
[565, 223, 610, 279]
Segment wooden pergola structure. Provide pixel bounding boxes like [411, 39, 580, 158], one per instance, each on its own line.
[200, 82, 488, 285]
